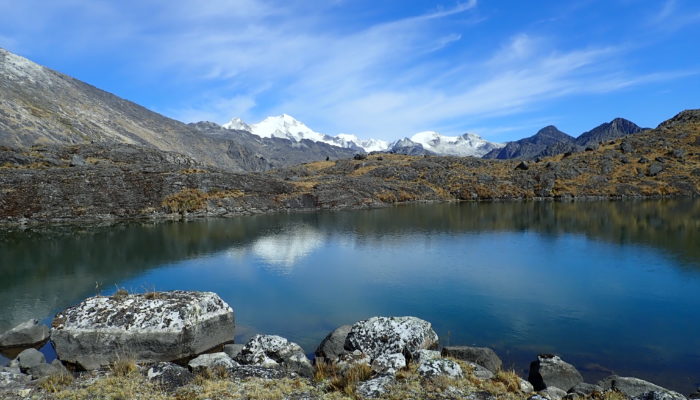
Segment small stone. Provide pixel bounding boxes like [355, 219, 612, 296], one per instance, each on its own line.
[70, 155, 87, 167]
[16, 348, 45, 372]
[371, 353, 406, 375]
[515, 161, 529, 170]
[417, 358, 463, 379]
[520, 378, 535, 393]
[147, 362, 193, 391]
[414, 349, 440, 363]
[188, 352, 238, 373]
[539, 387, 568, 400]
[356, 374, 394, 398]
[336, 350, 371, 372]
[223, 344, 244, 360]
[467, 362, 495, 380]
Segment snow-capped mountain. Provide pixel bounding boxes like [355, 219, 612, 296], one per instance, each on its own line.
[405, 131, 504, 157]
[223, 114, 502, 156]
[223, 114, 388, 153]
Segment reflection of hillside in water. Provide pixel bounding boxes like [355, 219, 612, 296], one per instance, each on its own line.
[1, 198, 698, 330]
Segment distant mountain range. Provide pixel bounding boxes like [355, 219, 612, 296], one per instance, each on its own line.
[0, 47, 648, 170]
[483, 119, 647, 160]
[222, 115, 503, 157]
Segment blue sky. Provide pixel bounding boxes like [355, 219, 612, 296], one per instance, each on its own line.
[0, 0, 699, 142]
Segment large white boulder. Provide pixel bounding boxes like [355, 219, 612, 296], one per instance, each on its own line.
[51, 291, 234, 370]
[344, 316, 439, 361]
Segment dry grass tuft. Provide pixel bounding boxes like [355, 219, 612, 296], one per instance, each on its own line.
[111, 357, 138, 377]
[162, 189, 208, 213]
[112, 288, 129, 300]
[39, 372, 74, 393]
[494, 369, 522, 392]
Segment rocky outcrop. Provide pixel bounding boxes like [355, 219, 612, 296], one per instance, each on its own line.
[235, 334, 313, 378]
[314, 324, 351, 360]
[50, 291, 235, 370]
[0, 319, 49, 351]
[344, 316, 439, 362]
[441, 346, 503, 372]
[528, 354, 583, 391]
[356, 375, 395, 398]
[27, 359, 69, 379]
[568, 382, 603, 396]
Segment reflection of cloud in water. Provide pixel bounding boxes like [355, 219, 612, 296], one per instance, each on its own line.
[227, 225, 325, 273]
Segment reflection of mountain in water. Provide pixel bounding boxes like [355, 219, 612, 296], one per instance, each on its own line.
[228, 224, 325, 272]
[1, 199, 698, 330]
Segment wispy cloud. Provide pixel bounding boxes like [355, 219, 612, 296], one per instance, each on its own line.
[0, 0, 696, 140]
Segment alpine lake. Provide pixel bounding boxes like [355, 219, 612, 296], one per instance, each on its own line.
[1, 199, 699, 393]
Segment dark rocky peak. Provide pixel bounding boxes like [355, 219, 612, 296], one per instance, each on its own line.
[528, 126, 575, 145]
[575, 118, 645, 146]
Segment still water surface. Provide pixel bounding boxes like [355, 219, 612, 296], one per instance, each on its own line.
[1, 199, 699, 392]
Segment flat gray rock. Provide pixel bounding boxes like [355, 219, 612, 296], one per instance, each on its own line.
[0, 368, 30, 389]
[441, 346, 502, 373]
[539, 386, 568, 400]
[314, 324, 351, 360]
[632, 391, 688, 400]
[568, 382, 602, 396]
[528, 354, 583, 391]
[345, 316, 438, 361]
[0, 319, 50, 349]
[598, 375, 683, 398]
[51, 291, 234, 370]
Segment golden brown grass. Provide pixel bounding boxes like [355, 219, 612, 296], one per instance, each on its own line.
[110, 357, 138, 377]
[39, 372, 74, 393]
[162, 189, 208, 213]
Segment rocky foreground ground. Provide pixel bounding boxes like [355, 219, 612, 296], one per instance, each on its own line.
[1, 110, 699, 225]
[1, 291, 698, 400]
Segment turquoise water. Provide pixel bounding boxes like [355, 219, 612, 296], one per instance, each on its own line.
[1, 200, 699, 392]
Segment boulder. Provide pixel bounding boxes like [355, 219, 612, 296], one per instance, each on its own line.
[356, 374, 394, 398]
[188, 352, 238, 373]
[235, 334, 313, 378]
[371, 353, 406, 375]
[0, 319, 50, 350]
[539, 386, 568, 400]
[16, 348, 45, 372]
[528, 354, 583, 391]
[441, 346, 503, 373]
[568, 382, 603, 396]
[51, 291, 234, 370]
[28, 359, 69, 379]
[598, 376, 681, 398]
[417, 358, 463, 379]
[314, 325, 351, 360]
[147, 362, 193, 391]
[344, 316, 438, 361]
[223, 344, 245, 360]
[229, 365, 287, 380]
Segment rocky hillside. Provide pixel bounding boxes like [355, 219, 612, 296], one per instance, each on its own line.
[575, 118, 646, 147]
[1, 109, 697, 224]
[0, 49, 356, 172]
